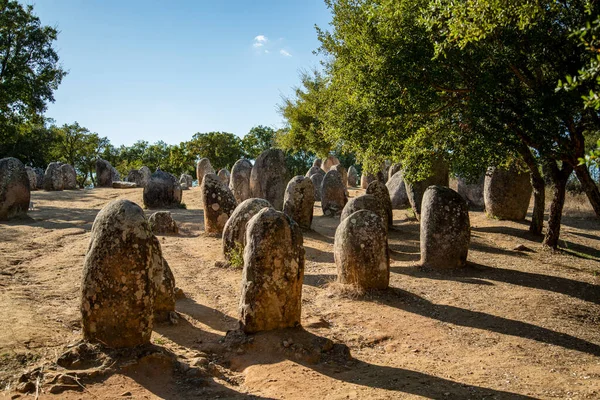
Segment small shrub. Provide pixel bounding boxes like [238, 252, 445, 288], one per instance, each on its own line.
[227, 243, 245, 269]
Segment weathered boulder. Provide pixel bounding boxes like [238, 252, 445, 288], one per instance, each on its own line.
[229, 159, 253, 204]
[484, 166, 532, 220]
[387, 170, 410, 209]
[347, 166, 358, 187]
[312, 158, 322, 168]
[239, 208, 305, 333]
[153, 254, 176, 322]
[201, 173, 237, 236]
[112, 181, 137, 189]
[367, 180, 393, 227]
[405, 159, 449, 220]
[43, 162, 64, 191]
[360, 172, 375, 189]
[222, 198, 272, 264]
[139, 166, 151, 187]
[61, 164, 78, 189]
[148, 211, 179, 234]
[334, 210, 389, 290]
[96, 159, 120, 187]
[249, 149, 287, 210]
[126, 170, 144, 186]
[388, 163, 402, 181]
[309, 173, 324, 201]
[179, 174, 193, 189]
[457, 174, 485, 209]
[143, 171, 182, 208]
[283, 175, 315, 229]
[218, 168, 231, 186]
[420, 186, 470, 269]
[33, 168, 44, 189]
[331, 164, 348, 188]
[80, 200, 162, 347]
[0, 157, 30, 220]
[305, 166, 325, 178]
[25, 166, 37, 191]
[321, 170, 347, 217]
[340, 194, 387, 232]
[322, 155, 340, 172]
[196, 158, 215, 187]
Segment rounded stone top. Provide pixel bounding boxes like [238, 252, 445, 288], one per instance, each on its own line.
[91, 199, 149, 238]
[338, 209, 386, 236]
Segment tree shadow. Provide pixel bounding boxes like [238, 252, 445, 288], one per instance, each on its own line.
[472, 225, 542, 243]
[303, 228, 334, 245]
[303, 273, 336, 288]
[175, 298, 239, 332]
[304, 245, 335, 263]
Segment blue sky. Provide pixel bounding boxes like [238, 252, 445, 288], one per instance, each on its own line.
[28, 1, 331, 146]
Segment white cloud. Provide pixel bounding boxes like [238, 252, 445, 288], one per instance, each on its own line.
[253, 35, 268, 48]
[279, 49, 292, 57]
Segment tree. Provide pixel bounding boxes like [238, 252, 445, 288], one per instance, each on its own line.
[0, 1, 66, 133]
[187, 131, 244, 171]
[242, 125, 276, 160]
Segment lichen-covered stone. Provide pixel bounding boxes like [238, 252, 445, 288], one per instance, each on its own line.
[334, 210, 389, 290]
[283, 175, 315, 229]
[388, 163, 402, 181]
[340, 194, 387, 232]
[420, 186, 470, 269]
[222, 198, 272, 264]
[322, 155, 340, 172]
[153, 254, 176, 322]
[126, 170, 143, 186]
[25, 166, 37, 191]
[179, 174, 193, 189]
[347, 166, 358, 187]
[201, 173, 237, 236]
[80, 200, 162, 348]
[360, 172, 375, 189]
[0, 157, 30, 220]
[387, 170, 409, 209]
[218, 168, 231, 186]
[229, 159, 253, 204]
[321, 170, 347, 217]
[148, 211, 179, 234]
[143, 171, 182, 208]
[457, 174, 485, 209]
[43, 162, 64, 191]
[239, 208, 305, 333]
[331, 164, 348, 188]
[139, 166, 151, 187]
[33, 168, 44, 189]
[196, 158, 215, 187]
[309, 173, 324, 201]
[405, 158, 449, 220]
[305, 166, 325, 177]
[367, 180, 393, 227]
[484, 166, 532, 220]
[61, 164, 78, 190]
[249, 149, 287, 210]
[96, 159, 120, 187]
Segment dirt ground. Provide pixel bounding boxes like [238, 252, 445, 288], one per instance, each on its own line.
[0, 185, 599, 399]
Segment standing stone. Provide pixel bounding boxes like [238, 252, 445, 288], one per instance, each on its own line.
[139, 166, 151, 187]
[239, 208, 305, 333]
[420, 186, 470, 269]
[321, 170, 348, 217]
[196, 158, 215, 187]
[25, 167, 37, 191]
[43, 162, 64, 191]
[222, 198, 272, 264]
[388, 163, 402, 181]
[322, 155, 340, 172]
[148, 211, 179, 234]
[283, 175, 315, 229]
[347, 166, 358, 187]
[0, 158, 30, 220]
[457, 174, 485, 209]
[201, 173, 237, 236]
[179, 174, 193, 190]
[143, 171, 182, 208]
[249, 149, 287, 210]
[340, 194, 387, 232]
[96, 159, 119, 187]
[312, 158, 322, 168]
[218, 168, 231, 186]
[153, 255, 176, 322]
[405, 158, 449, 220]
[331, 164, 348, 188]
[80, 200, 162, 348]
[387, 170, 410, 209]
[309, 173, 324, 201]
[360, 172, 376, 189]
[127, 170, 144, 186]
[306, 166, 325, 177]
[61, 164, 78, 190]
[484, 166, 532, 220]
[367, 180, 393, 227]
[334, 210, 389, 290]
[33, 168, 44, 189]
[230, 159, 253, 204]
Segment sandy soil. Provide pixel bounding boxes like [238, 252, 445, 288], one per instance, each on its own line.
[0, 186, 599, 399]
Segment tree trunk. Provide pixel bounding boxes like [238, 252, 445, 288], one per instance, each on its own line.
[573, 163, 600, 218]
[518, 145, 544, 235]
[543, 162, 573, 249]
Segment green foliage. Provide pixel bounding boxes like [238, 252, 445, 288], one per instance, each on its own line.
[227, 243, 245, 269]
[242, 125, 276, 159]
[0, 121, 58, 166]
[187, 131, 244, 171]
